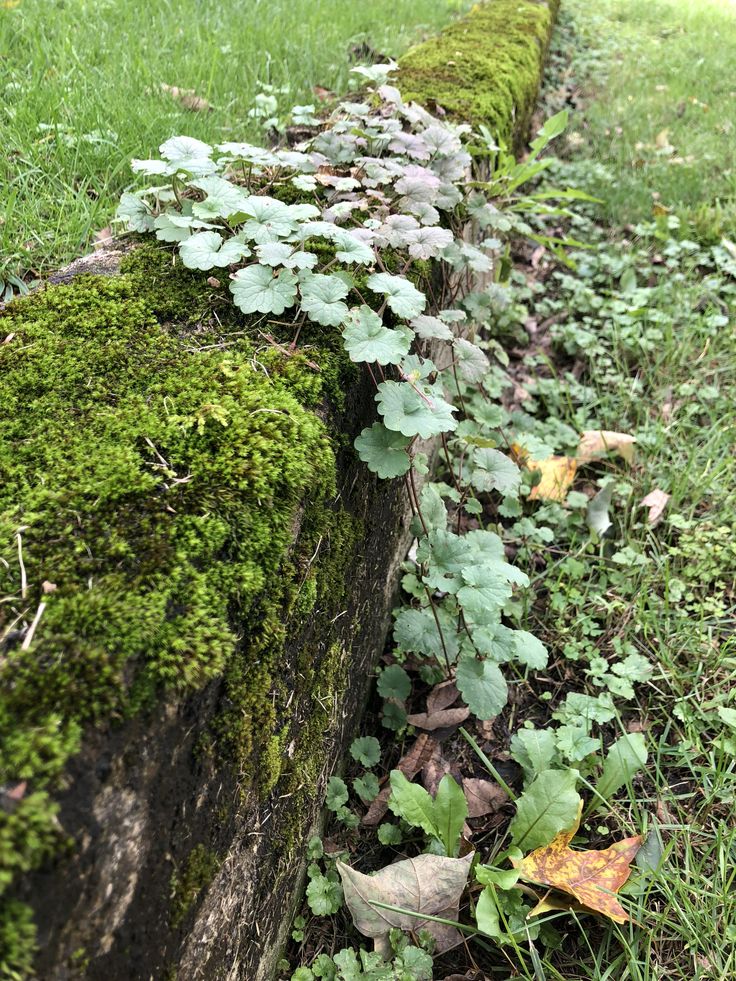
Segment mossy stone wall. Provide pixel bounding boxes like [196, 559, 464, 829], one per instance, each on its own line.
[0, 1, 559, 977]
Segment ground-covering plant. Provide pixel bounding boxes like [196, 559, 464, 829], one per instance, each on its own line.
[114, 57, 657, 979]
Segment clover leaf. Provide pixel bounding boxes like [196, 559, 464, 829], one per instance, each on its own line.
[376, 380, 457, 439]
[354, 422, 411, 479]
[300, 274, 350, 326]
[342, 306, 410, 365]
[230, 264, 298, 315]
[366, 273, 426, 318]
[179, 231, 250, 270]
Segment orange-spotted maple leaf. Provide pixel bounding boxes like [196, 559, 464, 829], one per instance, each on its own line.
[511, 803, 642, 923]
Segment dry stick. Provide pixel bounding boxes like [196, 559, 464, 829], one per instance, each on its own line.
[21, 601, 46, 651]
[15, 530, 27, 599]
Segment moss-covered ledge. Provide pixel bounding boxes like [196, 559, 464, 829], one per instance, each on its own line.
[399, 0, 560, 151]
[0, 1, 559, 978]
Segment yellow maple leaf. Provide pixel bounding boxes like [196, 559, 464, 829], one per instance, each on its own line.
[527, 456, 578, 502]
[511, 803, 642, 923]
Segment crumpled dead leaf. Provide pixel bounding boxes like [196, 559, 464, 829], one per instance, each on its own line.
[640, 488, 670, 525]
[578, 430, 636, 464]
[511, 803, 642, 923]
[427, 680, 460, 715]
[161, 83, 212, 112]
[528, 456, 578, 502]
[462, 777, 507, 818]
[337, 852, 473, 953]
[406, 707, 470, 731]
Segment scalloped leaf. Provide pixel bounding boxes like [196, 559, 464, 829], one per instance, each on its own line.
[354, 423, 411, 479]
[299, 273, 350, 326]
[376, 380, 457, 439]
[366, 272, 426, 319]
[179, 231, 250, 270]
[456, 656, 508, 720]
[342, 306, 410, 365]
[229, 264, 298, 314]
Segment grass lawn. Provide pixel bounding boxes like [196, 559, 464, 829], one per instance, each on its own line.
[560, 0, 736, 237]
[513, 1, 736, 976]
[0, 0, 466, 281]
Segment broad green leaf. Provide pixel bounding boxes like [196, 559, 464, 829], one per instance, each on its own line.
[366, 272, 426, 318]
[179, 231, 249, 270]
[325, 776, 349, 811]
[509, 768, 581, 851]
[300, 274, 350, 326]
[256, 242, 317, 269]
[434, 774, 468, 856]
[334, 232, 375, 265]
[377, 664, 411, 701]
[230, 264, 298, 314]
[353, 773, 380, 803]
[376, 380, 457, 439]
[153, 211, 215, 243]
[470, 448, 521, 496]
[553, 692, 616, 727]
[160, 135, 212, 161]
[510, 727, 558, 778]
[190, 175, 250, 219]
[388, 771, 438, 840]
[377, 823, 403, 846]
[475, 865, 521, 890]
[513, 630, 549, 670]
[393, 607, 459, 663]
[594, 733, 648, 806]
[306, 873, 343, 916]
[555, 725, 600, 763]
[354, 423, 411, 479]
[350, 736, 381, 768]
[474, 887, 502, 938]
[116, 192, 154, 233]
[239, 195, 300, 243]
[342, 306, 410, 365]
[410, 315, 454, 341]
[456, 657, 508, 720]
[454, 338, 490, 383]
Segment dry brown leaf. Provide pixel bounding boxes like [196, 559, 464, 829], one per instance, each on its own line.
[362, 734, 436, 826]
[640, 488, 670, 525]
[578, 430, 636, 464]
[92, 227, 113, 250]
[161, 83, 212, 112]
[528, 456, 578, 502]
[337, 852, 473, 953]
[427, 680, 460, 715]
[512, 804, 642, 923]
[462, 777, 507, 818]
[422, 745, 453, 796]
[406, 707, 470, 732]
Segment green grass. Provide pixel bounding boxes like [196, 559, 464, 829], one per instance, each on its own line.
[562, 0, 736, 236]
[0, 0, 466, 278]
[509, 2, 736, 976]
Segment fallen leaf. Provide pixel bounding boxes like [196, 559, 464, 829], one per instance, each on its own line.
[362, 734, 436, 826]
[161, 83, 212, 112]
[421, 745, 453, 796]
[528, 456, 578, 502]
[337, 852, 473, 953]
[578, 430, 636, 464]
[407, 707, 470, 731]
[462, 777, 507, 818]
[313, 85, 335, 102]
[92, 227, 113, 250]
[587, 483, 614, 535]
[640, 488, 670, 525]
[655, 128, 670, 149]
[427, 681, 460, 715]
[512, 803, 642, 923]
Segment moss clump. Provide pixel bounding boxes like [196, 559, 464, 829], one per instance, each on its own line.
[398, 0, 560, 149]
[170, 844, 222, 928]
[0, 246, 340, 968]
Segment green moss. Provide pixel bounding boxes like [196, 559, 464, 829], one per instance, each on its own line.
[398, 0, 560, 149]
[0, 246, 341, 969]
[170, 844, 222, 928]
[0, 901, 37, 979]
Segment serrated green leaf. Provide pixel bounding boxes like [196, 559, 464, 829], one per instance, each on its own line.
[350, 736, 381, 768]
[334, 232, 375, 265]
[256, 241, 317, 269]
[509, 768, 581, 851]
[230, 264, 298, 314]
[353, 772, 380, 803]
[470, 448, 521, 496]
[179, 231, 249, 270]
[116, 192, 154, 233]
[354, 423, 411, 479]
[456, 657, 508, 720]
[300, 273, 350, 326]
[388, 771, 438, 840]
[377, 664, 411, 701]
[510, 727, 558, 778]
[366, 272, 426, 318]
[342, 305, 410, 365]
[376, 380, 457, 439]
[377, 823, 403, 846]
[239, 195, 300, 243]
[326, 776, 349, 811]
[454, 338, 490, 383]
